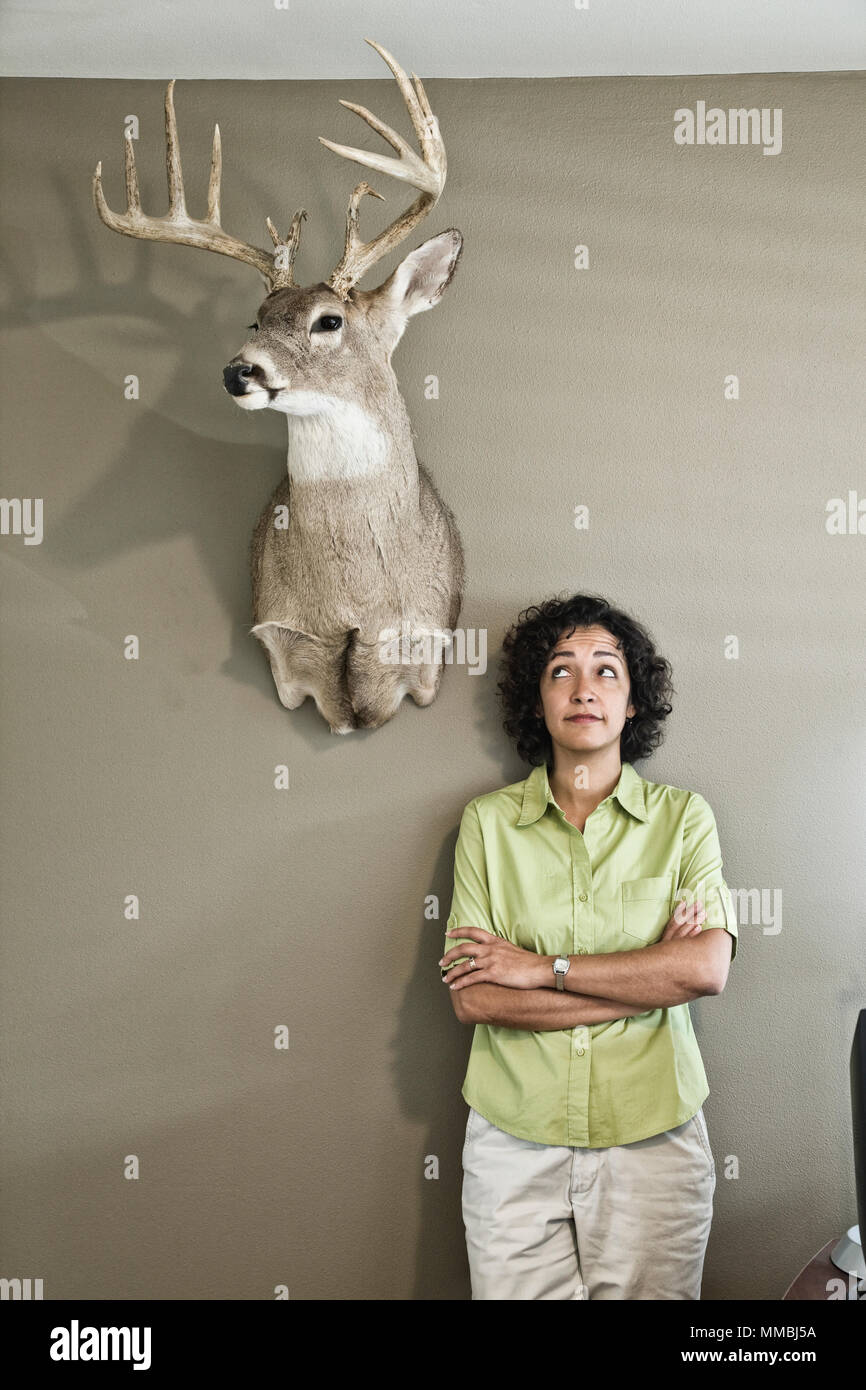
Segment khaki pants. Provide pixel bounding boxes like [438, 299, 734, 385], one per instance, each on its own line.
[462, 1105, 716, 1300]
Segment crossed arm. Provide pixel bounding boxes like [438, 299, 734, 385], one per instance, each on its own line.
[443, 928, 732, 1030]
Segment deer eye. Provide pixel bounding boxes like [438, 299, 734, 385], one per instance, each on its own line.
[311, 314, 343, 333]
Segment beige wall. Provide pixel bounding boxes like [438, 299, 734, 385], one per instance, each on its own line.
[0, 69, 863, 1300]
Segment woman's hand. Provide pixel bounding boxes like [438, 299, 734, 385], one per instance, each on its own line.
[440, 927, 546, 991]
[662, 899, 707, 941]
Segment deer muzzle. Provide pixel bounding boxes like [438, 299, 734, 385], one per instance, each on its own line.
[223, 360, 264, 397]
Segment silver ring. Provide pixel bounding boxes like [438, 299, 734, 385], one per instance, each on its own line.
[469, 957, 477, 970]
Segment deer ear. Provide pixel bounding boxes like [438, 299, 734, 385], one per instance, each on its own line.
[377, 229, 462, 320]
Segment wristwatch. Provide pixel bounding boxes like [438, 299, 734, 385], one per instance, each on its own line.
[553, 955, 571, 991]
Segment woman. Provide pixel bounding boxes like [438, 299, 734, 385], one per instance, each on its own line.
[440, 593, 738, 1300]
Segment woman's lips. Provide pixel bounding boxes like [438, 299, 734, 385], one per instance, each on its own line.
[566, 715, 601, 722]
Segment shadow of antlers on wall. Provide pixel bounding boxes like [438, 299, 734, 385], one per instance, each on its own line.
[91, 38, 465, 735]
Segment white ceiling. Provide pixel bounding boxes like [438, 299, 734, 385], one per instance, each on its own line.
[1, 0, 864, 78]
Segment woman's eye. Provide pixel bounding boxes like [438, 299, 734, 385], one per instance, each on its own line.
[551, 664, 617, 677]
[312, 314, 343, 333]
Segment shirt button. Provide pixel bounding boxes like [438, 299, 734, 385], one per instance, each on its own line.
[576, 1047, 585, 1056]
[578, 892, 588, 902]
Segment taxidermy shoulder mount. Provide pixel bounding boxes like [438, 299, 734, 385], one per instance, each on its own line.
[93, 38, 464, 734]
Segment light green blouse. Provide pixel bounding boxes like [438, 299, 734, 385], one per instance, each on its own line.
[444, 760, 738, 1147]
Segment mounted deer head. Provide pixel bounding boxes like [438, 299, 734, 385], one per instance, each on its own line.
[92, 39, 464, 734]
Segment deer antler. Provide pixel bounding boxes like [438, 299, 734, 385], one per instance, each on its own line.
[92, 80, 306, 292]
[320, 38, 447, 299]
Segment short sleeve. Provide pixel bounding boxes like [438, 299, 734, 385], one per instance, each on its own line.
[677, 793, 738, 961]
[442, 800, 497, 971]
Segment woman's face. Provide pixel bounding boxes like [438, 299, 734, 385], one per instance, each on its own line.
[535, 624, 636, 760]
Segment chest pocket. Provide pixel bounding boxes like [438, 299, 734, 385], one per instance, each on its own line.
[621, 875, 674, 943]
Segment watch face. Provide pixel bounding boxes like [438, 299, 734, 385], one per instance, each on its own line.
[554, 958, 568, 973]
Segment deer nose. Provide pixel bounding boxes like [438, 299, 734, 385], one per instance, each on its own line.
[223, 361, 260, 396]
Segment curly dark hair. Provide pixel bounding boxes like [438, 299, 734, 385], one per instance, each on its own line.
[497, 593, 674, 766]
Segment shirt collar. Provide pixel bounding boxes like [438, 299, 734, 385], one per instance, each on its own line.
[517, 759, 648, 826]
